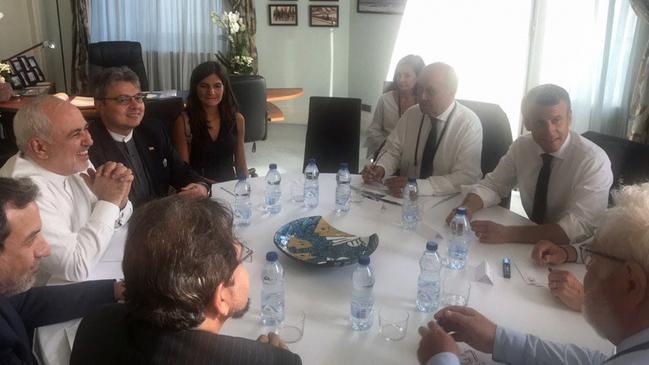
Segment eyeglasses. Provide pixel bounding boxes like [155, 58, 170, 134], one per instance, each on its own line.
[238, 241, 253, 263]
[98, 93, 146, 105]
[580, 244, 626, 267]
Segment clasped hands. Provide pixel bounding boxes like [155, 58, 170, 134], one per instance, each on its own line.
[81, 161, 133, 209]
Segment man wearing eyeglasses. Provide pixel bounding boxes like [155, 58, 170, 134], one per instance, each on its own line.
[0, 96, 133, 282]
[90, 66, 210, 207]
[70, 196, 302, 364]
[419, 183, 649, 365]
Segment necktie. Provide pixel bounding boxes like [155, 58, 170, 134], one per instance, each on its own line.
[419, 118, 439, 179]
[531, 153, 553, 224]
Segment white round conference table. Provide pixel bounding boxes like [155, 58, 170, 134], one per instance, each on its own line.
[34, 173, 614, 365]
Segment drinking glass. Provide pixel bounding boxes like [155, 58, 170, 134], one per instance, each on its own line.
[274, 310, 305, 343]
[441, 276, 471, 307]
[378, 308, 409, 341]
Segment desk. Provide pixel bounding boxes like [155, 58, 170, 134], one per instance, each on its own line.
[33, 173, 613, 365]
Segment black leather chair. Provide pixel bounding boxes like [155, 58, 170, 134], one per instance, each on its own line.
[304, 96, 361, 174]
[88, 41, 149, 91]
[582, 131, 649, 202]
[458, 99, 512, 207]
[142, 97, 184, 135]
[229, 75, 267, 145]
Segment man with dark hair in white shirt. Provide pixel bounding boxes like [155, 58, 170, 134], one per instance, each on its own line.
[448, 84, 612, 244]
[0, 96, 133, 282]
[362, 62, 483, 197]
[420, 183, 649, 365]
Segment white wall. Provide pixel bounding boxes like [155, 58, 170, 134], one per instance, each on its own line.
[0, 0, 42, 67]
[255, 0, 351, 124]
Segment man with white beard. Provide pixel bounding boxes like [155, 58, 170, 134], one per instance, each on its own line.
[417, 183, 649, 365]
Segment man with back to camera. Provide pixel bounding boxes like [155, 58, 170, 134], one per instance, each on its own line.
[0, 96, 133, 282]
[419, 182, 649, 365]
[70, 196, 302, 364]
[0, 177, 125, 364]
[362, 62, 483, 197]
[448, 84, 613, 244]
[89, 66, 210, 208]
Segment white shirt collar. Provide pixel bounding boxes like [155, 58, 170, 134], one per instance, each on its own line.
[616, 326, 649, 354]
[435, 101, 456, 123]
[108, 129, 134, 143]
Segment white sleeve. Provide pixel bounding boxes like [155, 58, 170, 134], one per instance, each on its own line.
[470, 142, 519, 208]
[366, 94, 387, 159]
[377, 112, 408, 178]
[420, 120, 483, 195]
[39, 198, 123, 282]
[556, 153, 613, 243]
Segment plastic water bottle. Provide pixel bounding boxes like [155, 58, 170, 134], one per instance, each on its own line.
[448, 207, 471, 269]
[335, 162, 351, 213]
[261, 251, 285, 326]
[233, 177, 252, 226]
[416, 241, 442, 312]
[304, 158, 320, 208]
[350, 255, 374, 330]
[402, 177, 419, 230]
[265, 163, 282, 214]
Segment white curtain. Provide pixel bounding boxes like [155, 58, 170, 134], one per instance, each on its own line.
[89, 0, 224, 90]
[389, 0, 638, 138]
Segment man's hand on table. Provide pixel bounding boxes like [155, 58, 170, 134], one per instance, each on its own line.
[470, 220, 510, 244]
[257, 332, 289, 350]
[531, 240, 575, 265]
[434, 306, 497, 354]
[548, 269, 584, 311]
[384, 176, 407, 198]
[361, 165, 385, 185]
[417, 320, 459, 365]
[178, 183, 209, 199]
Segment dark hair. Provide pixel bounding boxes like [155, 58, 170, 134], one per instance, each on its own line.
[186, 61, 239, 139]
[123, 196, 239, 330]
[91, 66, 141, 99]
[0, 178, 39, 251]
[521, 84, 572, 116]
[387, 54, 425, 93]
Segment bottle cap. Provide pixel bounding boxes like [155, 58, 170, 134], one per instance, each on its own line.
[358, 255, 370, 265]
[269, 163, 277, 170]
[339, 162, 348, 169]
[308, 158, 316, 164]
[266, 251, 278, 262]
[457, 207, 467, 215]
[426, 241, 438, 251]
[407, 177, 417, 183]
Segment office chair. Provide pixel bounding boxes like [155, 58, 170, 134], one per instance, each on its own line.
[458, 99, 512, 208]
[88, 41, 149, 91]
[304, 96, 362, 174]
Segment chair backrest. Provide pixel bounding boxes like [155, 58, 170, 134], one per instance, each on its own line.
[229, 75, 267, 143]
[142, 97, 185, 136]
[458, 99, 512, 177]
[304, 96, 361, 174]
[88, 41, 149, 91]
[582, 131, 649, 191]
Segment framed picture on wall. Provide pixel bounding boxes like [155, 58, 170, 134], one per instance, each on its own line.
[309, 5, 338, 27]
[9, 74, 26, 89]
[9, 59, 23, 73]
[358, 0, 407, 14]
[25, 56, 46, 82]
[269, 4, 298, 26]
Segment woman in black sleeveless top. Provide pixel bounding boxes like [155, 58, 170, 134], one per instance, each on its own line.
[172, 61, 248, 182]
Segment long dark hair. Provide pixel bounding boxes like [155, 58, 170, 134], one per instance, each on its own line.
[387, 54, 425, 94]
[186, 61, 239, 138]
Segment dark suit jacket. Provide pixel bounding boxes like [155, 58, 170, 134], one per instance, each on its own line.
[88, 119, 207, 207]
[0, 280, 115, 365]
[70, 303, 302, 365]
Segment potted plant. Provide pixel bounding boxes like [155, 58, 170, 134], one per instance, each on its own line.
[0, 63, 13, 102]
[211, 10, 254, 75]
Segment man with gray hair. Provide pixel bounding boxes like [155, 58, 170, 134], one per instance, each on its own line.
[362, 62, 483, 197]
[0, 96, 133, 282]
[89, 66, 209, 207]
[419, 182, 649, 365]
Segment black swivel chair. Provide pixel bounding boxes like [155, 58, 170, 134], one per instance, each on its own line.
[458, 99, 512, 208]
[304, 96, 362, 174]
[142, 97, 185, 135]
[582, 131, 649, 204]
[88, 41, 149, 91]
[229, 75, 268, 145]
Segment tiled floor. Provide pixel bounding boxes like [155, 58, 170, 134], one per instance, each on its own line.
[248, 122, 527, 218]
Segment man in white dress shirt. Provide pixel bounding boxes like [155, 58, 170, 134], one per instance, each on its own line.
[449, 84, 612, 244]
[419, 183, 649, 365]
[362, 62, 483, 196]
[0, 96, 133, 282]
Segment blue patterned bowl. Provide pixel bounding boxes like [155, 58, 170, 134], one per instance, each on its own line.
[273, 216, 379, 267]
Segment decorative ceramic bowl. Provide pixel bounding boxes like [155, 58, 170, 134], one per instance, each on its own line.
[273, 216, 379, 267]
